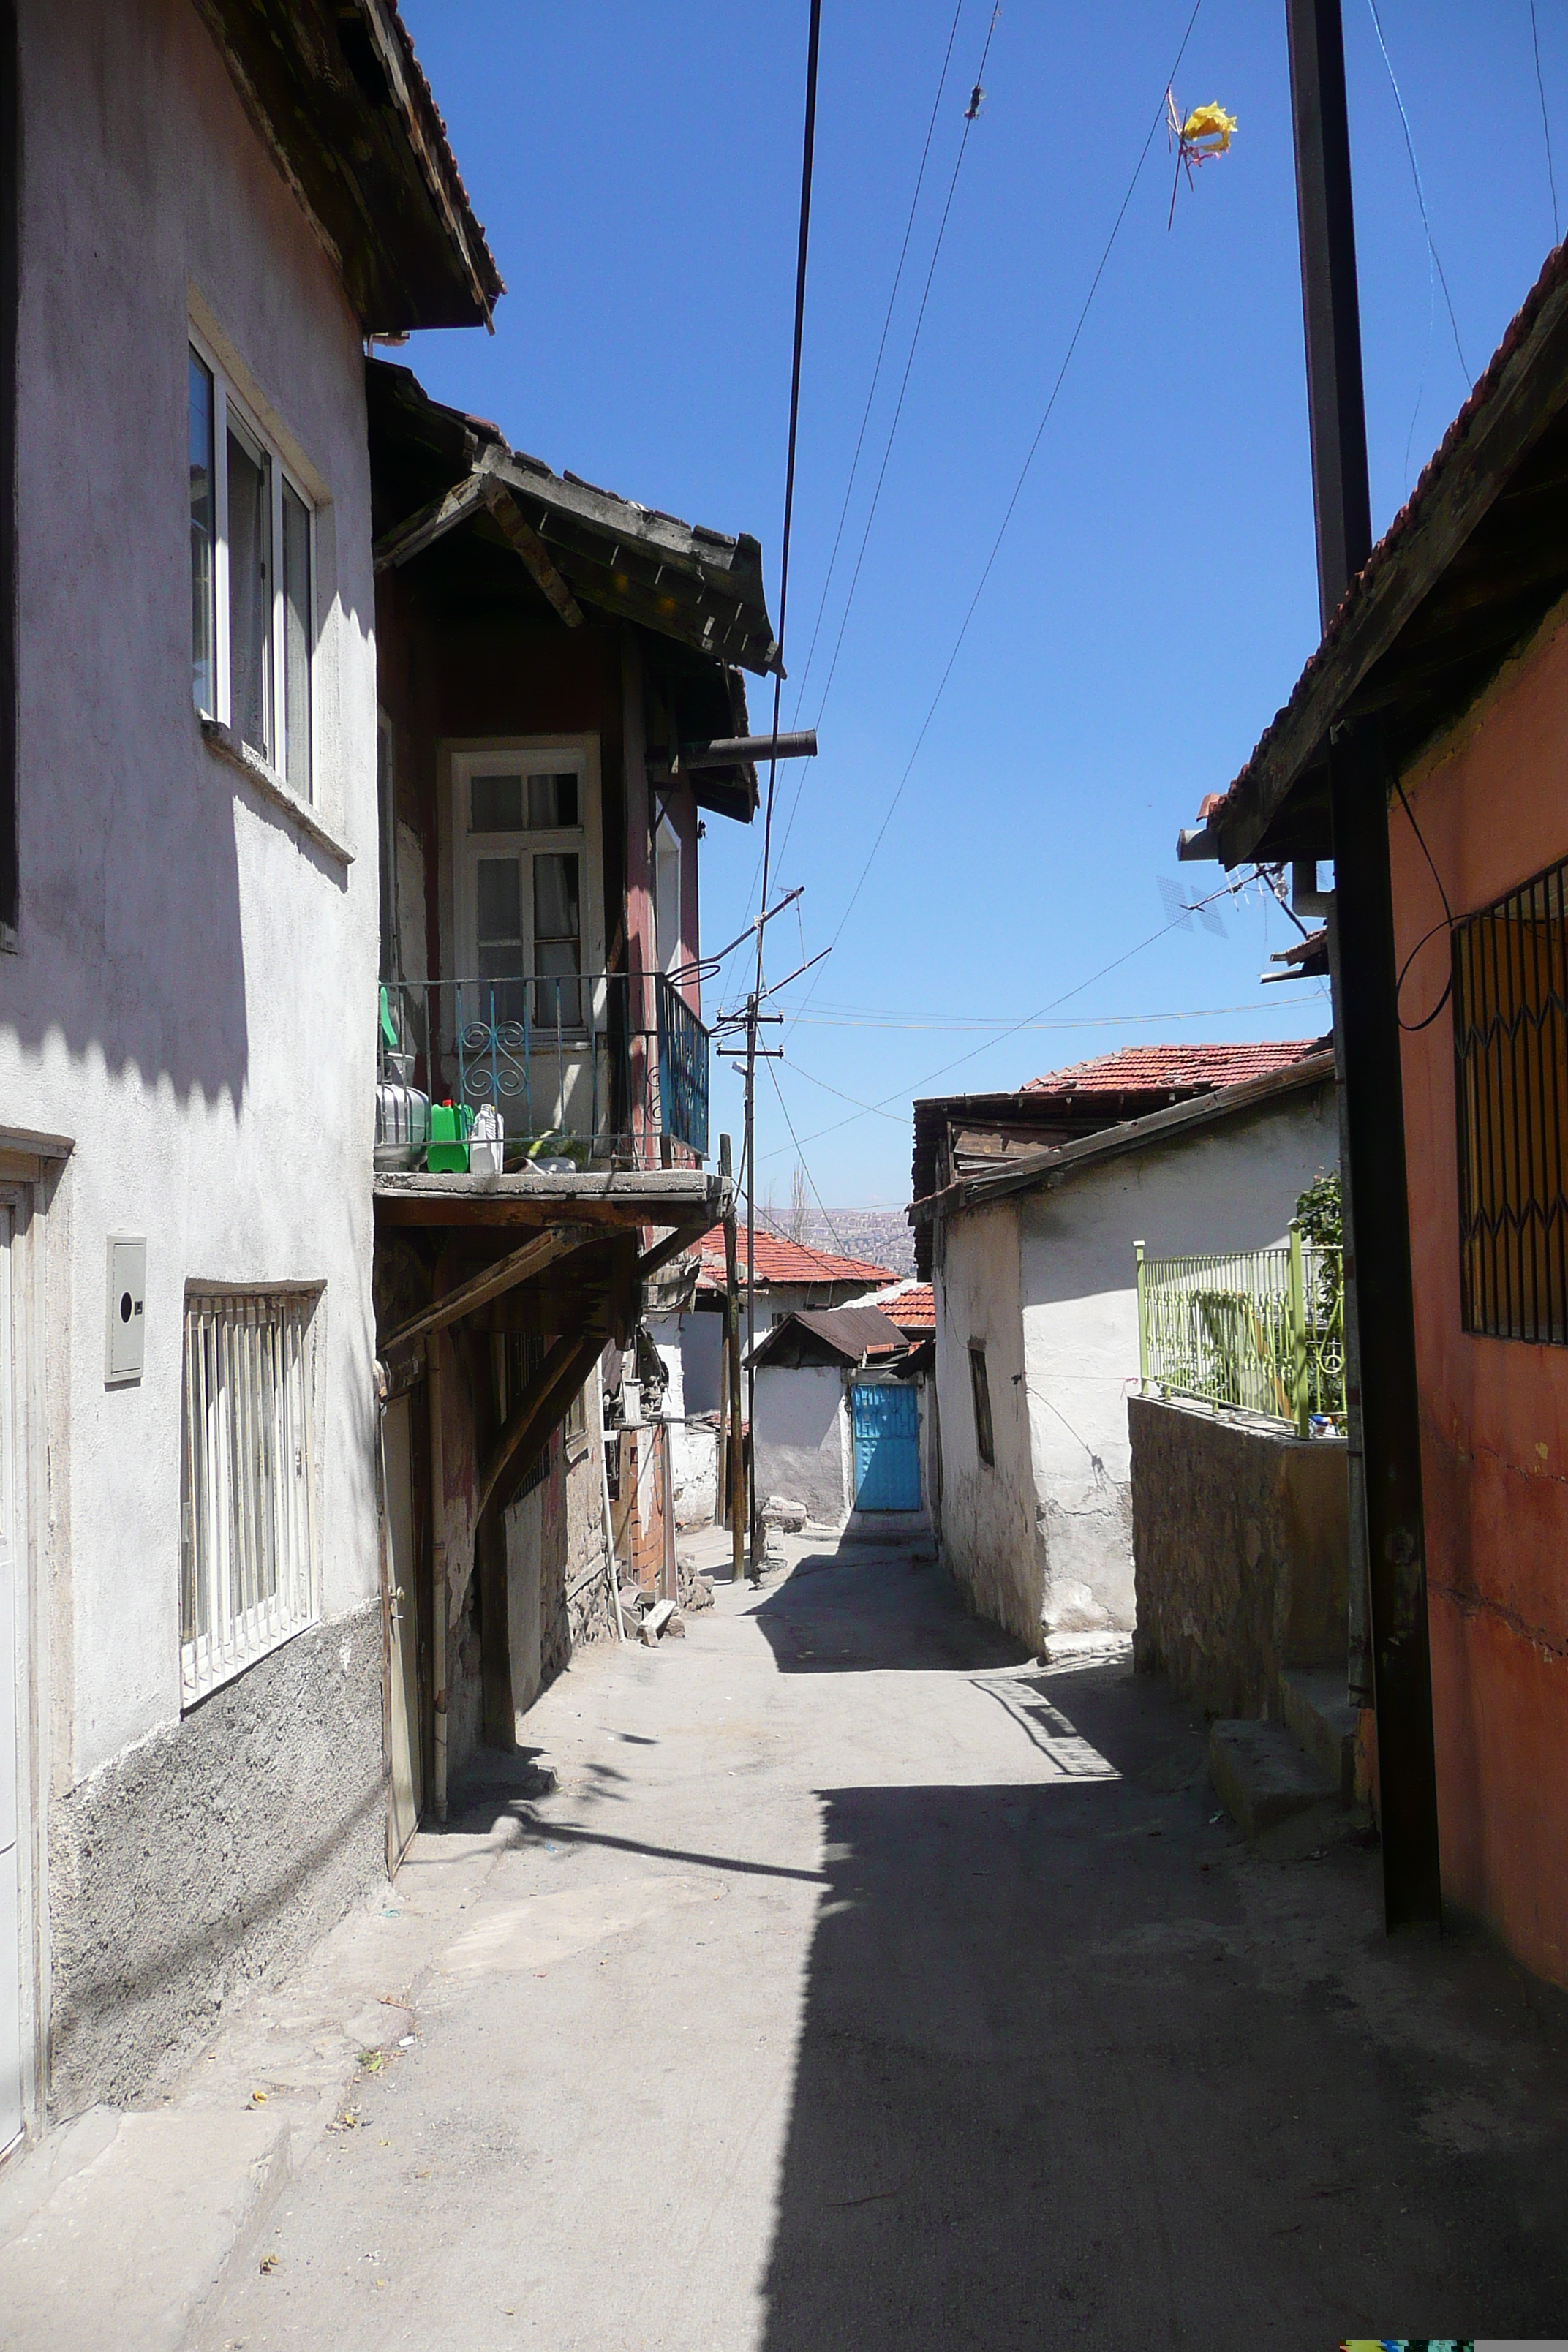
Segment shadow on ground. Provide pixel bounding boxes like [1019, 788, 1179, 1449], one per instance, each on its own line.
[752, 1545, 1028, 1674]
[751, 1556, 1568, 2349]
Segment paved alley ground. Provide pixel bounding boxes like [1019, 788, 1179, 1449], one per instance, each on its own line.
[204, 1532, 1568, 2351]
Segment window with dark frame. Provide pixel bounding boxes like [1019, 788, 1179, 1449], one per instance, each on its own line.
[1452, 852, 1568, 1345]
[968, 1342, 995, 1466]
[505, 1330, 551, 1499]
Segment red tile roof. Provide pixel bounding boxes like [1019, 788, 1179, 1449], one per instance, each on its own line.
[1022, 1040, 1324, 1098]
[866, 1281, 935, 1329]
[693, 1226, 895, 1293]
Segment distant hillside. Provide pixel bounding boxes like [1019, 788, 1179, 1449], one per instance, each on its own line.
[799, 1206, 915, 1278]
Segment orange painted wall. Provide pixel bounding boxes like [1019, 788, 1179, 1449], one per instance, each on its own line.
[1390, 598, 1568, 1986]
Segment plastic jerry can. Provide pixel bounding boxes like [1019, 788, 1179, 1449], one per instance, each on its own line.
[469, 1103, 505, 1177]
[426, 1100, 474, 1174]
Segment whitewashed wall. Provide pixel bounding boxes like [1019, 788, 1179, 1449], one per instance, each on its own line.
[753, 1365, 851, 1529]
[4, 0, 387, 2105]
[935, 1085, 1339, 1651]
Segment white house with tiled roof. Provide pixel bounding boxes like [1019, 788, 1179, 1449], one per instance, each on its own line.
[911, 1045, 1338, 1656]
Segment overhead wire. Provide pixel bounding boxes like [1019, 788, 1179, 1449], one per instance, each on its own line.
[782, 0, 1207, 1049]
[759, 866, 1272, 1162]
[1530, 0, 1561, 244]
[772, 0, 1004, 877]
[1365, 0, 1470, 393]
[713, 0, 974, 1003]
[765, 1058, 852, 1256]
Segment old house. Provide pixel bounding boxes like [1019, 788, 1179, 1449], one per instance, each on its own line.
[1177, 235, 1568, 1987]
[911, 1044, 1334, 1655]
[366, 361, 770, 1833]
[747, 1305, 930, 1531]
[0, 0, 498, 2145]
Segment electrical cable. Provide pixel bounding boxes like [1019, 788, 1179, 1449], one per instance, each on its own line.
[786, 0, 968, 726]
[772, 2, 1004, 878]
[714, 0, 980, 998]
[783, 0, 1206, 1047]
[1392, 771, 1455, 1032]
[1530, 0, 1561, 244]
[1365, 0, 1470, 392]
[765, 1057, 853, 1258]
[758, 864, 1262, 1162]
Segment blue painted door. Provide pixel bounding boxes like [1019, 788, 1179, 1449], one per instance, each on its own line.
[851, 1382, 921, 1512]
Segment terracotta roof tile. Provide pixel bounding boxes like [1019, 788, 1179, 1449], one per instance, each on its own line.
[1022, 1040, 1324, 1098]
[865, 1281, 935, 1328]
[692, 1226, 895, 1293]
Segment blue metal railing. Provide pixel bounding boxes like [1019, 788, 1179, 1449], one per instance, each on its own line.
[376, 970, 709, 1169]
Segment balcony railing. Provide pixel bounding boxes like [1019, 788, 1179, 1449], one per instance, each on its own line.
[1134, 1226, 1345, 1435]
[375, 970, 710, 1171]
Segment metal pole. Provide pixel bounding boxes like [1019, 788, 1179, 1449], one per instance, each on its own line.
[1287, 1221, 1309, 1439]
[721, 1134, 745, 1583]
[1285, 0, 1441, 1927]
[744, 990, 758, 1573]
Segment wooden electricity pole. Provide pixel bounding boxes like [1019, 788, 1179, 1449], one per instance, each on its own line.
[1285, 0, 1442, 1927]
[721, 1133, 744, 1583]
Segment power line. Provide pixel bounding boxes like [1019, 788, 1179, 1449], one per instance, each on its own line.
[783, 0, 1206, 1043]
[715, 0, 973, 1003]
[1364, 0, 1469, 388]
[771, 994, 1333, 1032]
[1530, 0, 1561, 243]
[742, 0, 823, 1565]
[772, 1, 1003, 878]
[759, 866, 1270, 1162]
[766, 1058, 851, 1257]
[786, 0, 968, 725]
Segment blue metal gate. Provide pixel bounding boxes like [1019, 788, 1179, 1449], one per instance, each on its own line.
[850, 1382, 921, 1512]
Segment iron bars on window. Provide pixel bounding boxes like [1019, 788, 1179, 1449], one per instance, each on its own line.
[1452, 853, 1568, 1346]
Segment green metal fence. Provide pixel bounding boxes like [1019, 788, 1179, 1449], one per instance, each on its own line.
[1134, 1226, 1345, 1436]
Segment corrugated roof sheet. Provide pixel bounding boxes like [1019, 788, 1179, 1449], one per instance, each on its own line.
[750, 1305, 908, 1367]
[693, 1226, 894, 1292]
[1022, 1041, 1324, 1098]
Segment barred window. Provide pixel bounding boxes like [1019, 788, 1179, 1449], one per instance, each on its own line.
[180, 1290, 319, 1705]
[1452, 854, 1568, 1343]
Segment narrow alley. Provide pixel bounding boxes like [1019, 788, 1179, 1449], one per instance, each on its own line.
[199, 1534, 1567, 2352]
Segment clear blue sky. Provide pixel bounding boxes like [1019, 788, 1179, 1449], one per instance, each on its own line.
[400, 1, 1565, 1211]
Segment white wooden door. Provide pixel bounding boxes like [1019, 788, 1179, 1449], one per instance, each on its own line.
[382, 1395, 421, 1866]
[0, 1210, 22, 2151]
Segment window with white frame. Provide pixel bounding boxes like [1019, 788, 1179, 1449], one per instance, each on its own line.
[457, 753, 592, 1031]
[180, 1289, 319, 1705]
[189, 339, 315, 799]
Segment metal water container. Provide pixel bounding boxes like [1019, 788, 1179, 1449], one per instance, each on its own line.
[374, 1051, 431, 1170]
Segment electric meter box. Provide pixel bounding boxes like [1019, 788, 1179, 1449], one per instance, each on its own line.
[105, 1236, 146, 1385]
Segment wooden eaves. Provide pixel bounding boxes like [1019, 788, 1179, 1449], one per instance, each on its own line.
[194, 0, 502, 333]
[909, 1051, 1338, 1231]
[1179, 237, 1568, 871]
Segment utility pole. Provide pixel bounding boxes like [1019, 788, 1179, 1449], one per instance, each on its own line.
[1285, 0, 1442, 1928]
[720, 1135, 745, 1583]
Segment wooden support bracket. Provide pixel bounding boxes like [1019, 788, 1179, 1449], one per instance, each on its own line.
[478, 1329, 605, 1526]
[380, 1224, 592, 1354]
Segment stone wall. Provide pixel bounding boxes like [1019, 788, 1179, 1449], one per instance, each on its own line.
[47, 1605, 385, 2117]
[1128, 1394, 1347, 1720]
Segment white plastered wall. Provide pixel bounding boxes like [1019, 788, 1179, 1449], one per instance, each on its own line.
[1017, 1085, 1338, 1635]
[6, 0, 382, 1784]
[933, 1203, 1039, 1647]
[753, 1365, 851, 1529]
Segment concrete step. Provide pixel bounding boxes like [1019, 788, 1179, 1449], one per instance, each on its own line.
[843, 1509, 932, 1550]
[1278, 1666, 1359, 1804]
[1208, 1719, 1341, 1859]
[0, 2105, 292, 2352]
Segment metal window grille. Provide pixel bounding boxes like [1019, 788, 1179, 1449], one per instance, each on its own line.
[180, 1290, 318, 1705]
[1452, 854, 1568, 1344]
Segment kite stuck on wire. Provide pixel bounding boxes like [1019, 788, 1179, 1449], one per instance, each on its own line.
[1166, 91, 1237, 227]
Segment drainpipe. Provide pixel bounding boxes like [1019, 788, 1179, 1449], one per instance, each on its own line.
[428, 1327, 448, 1824]
[1286, 0, 1440, 1926]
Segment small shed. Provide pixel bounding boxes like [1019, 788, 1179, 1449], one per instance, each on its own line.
[748, 1307, 929, 1531]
